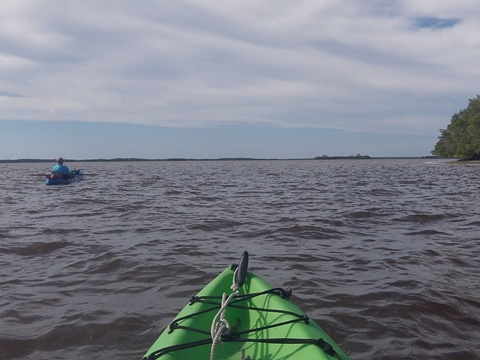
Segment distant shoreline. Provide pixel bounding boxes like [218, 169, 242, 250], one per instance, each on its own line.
[0, 156, 440, 163]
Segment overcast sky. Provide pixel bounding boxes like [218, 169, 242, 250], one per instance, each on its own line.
[1, 0, 479, 159]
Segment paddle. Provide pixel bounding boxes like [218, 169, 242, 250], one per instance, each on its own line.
[30, 173, 98, 176]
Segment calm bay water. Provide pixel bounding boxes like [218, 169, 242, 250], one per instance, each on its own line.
[1, 159, 479, 359]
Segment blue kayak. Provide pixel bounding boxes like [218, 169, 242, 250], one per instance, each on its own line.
[45, 170, 84, 185]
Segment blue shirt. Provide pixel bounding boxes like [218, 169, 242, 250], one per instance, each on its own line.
[52, 164, 70, 176]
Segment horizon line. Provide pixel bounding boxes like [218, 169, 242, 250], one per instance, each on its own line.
[0, 155, 440, 163]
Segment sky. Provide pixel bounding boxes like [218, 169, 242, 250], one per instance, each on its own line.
[1, 0, 479, 160]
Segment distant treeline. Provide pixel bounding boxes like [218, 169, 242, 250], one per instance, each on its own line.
[1, 155, 441, 164]
[0, 158, 262, 163]
[2, 156, 370, 163]
[314, 154, 371, 160]
[0, 158, 171, 163]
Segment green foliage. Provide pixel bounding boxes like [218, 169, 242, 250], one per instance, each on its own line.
[432, 95, 480, 158]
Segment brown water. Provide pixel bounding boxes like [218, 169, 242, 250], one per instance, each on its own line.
[1, 159, 479, 359]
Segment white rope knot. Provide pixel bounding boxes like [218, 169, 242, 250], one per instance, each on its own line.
[210, 268, 242, 360]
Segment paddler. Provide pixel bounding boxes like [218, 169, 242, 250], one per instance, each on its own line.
[51, 157, 71, 178]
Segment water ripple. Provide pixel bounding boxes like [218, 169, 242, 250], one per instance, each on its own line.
[1, 159, 479, 359]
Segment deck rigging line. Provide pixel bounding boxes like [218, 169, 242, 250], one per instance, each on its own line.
[143, 287, 341, 360]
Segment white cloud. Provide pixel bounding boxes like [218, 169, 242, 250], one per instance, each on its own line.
[0, 0, 479, 136]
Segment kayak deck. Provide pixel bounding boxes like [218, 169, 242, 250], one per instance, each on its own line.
[45, 171, 84, 185]
[143, 255, 350, 360]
